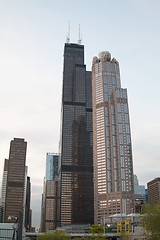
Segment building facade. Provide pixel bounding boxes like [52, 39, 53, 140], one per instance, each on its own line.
[4, 138, 27, 223]
[25, 176, 31, 231]
[134, 175, 145, 213]
[58, 43, 94, 225]
[41, 153, 59, 231]
[147, 177, 160, 203]
[46, 153, 59, 181]
[0, 159, 9, 222]
[92, 52, 134, 224]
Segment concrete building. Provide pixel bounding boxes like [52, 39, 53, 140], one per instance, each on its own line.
[92, 52, 134, 224]
[4, 138, 27, 224]
[58, 43, 94, 225]
[43, 179, 59, 231]
[147, 177, 160, 203]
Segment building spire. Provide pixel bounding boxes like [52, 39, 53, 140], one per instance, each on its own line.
[78, 24, 82, 45]
[66, 21, 70, 43]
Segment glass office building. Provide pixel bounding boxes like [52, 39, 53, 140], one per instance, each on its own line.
[58, 43, 94, 225]
[46, 153, 58, 181]
[41, 153, 59, 231]
[92, 52, 134, 224]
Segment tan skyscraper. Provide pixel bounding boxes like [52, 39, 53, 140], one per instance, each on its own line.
[92, 52, 134, 224]
[4, 138, 27, 223]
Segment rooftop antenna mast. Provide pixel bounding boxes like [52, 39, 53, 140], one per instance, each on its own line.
[78, 24, 82, 45]
[66, 21, 70, 43]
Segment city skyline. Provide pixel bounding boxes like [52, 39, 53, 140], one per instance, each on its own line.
[0, 0, 160, 227]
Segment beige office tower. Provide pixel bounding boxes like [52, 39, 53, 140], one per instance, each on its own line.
[92, 52, 134, 224]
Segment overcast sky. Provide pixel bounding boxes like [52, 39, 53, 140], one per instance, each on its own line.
[0, 0, 160, 228]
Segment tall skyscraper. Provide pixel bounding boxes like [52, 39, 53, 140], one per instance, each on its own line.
[58, 43, 94, 225]
[41, 153, 59, 231]
[4, 138, 27, 223]
[92, 52, 134, 224]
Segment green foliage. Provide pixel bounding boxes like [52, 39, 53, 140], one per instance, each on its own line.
[72, 236, 109, 240]
[141, 201, 160, 240]
[119, 231, 130, 240]
[91, 225, 104, 234]
[37, 231, 69, 240]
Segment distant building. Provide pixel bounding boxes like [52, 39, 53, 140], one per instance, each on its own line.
[4, 138, 27, 224]
[44, 179, 59, 230]
[0, 159, 9, 222]
[0, 199, 3, 223]
[147, 177, 160, 203]
[92, 51, 134, 224]
[41, 153, 59, 231]
[46, 153, 58, 181]
[25, 176, 31, 231]
[145, 189, 148, 203]
[134, 174, 139, 186]
[134, 174, 145, 213]
[40, 193, 44, 232]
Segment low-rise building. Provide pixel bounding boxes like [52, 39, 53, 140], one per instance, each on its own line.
[147, 177, 160, 203]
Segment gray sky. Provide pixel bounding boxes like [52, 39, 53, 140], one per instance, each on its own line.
[0, 0, 160, 228]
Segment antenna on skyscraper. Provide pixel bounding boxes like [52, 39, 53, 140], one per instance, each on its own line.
[66, 21, 70, 43]
[78, 24, 82, 45]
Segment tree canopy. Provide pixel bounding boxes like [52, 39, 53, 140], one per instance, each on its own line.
[141, 201, 160, 240]
[119, 231, 130, 240]
[91, 225, 104, 234]
[37, 231, 69, 240]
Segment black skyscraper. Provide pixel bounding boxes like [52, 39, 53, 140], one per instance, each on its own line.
[58, 43, 94, 225]
[25, 176, 31, 231]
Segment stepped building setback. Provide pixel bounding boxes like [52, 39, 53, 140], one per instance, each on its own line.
[92, 52, 134, 224]
[58, 43, 94, 225]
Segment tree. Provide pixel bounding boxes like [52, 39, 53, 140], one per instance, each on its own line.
[141, 201, 160, 240]
[37, 231, 69, 240]
[91, 225, 104, 234]
[119, 231, 130, 240]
